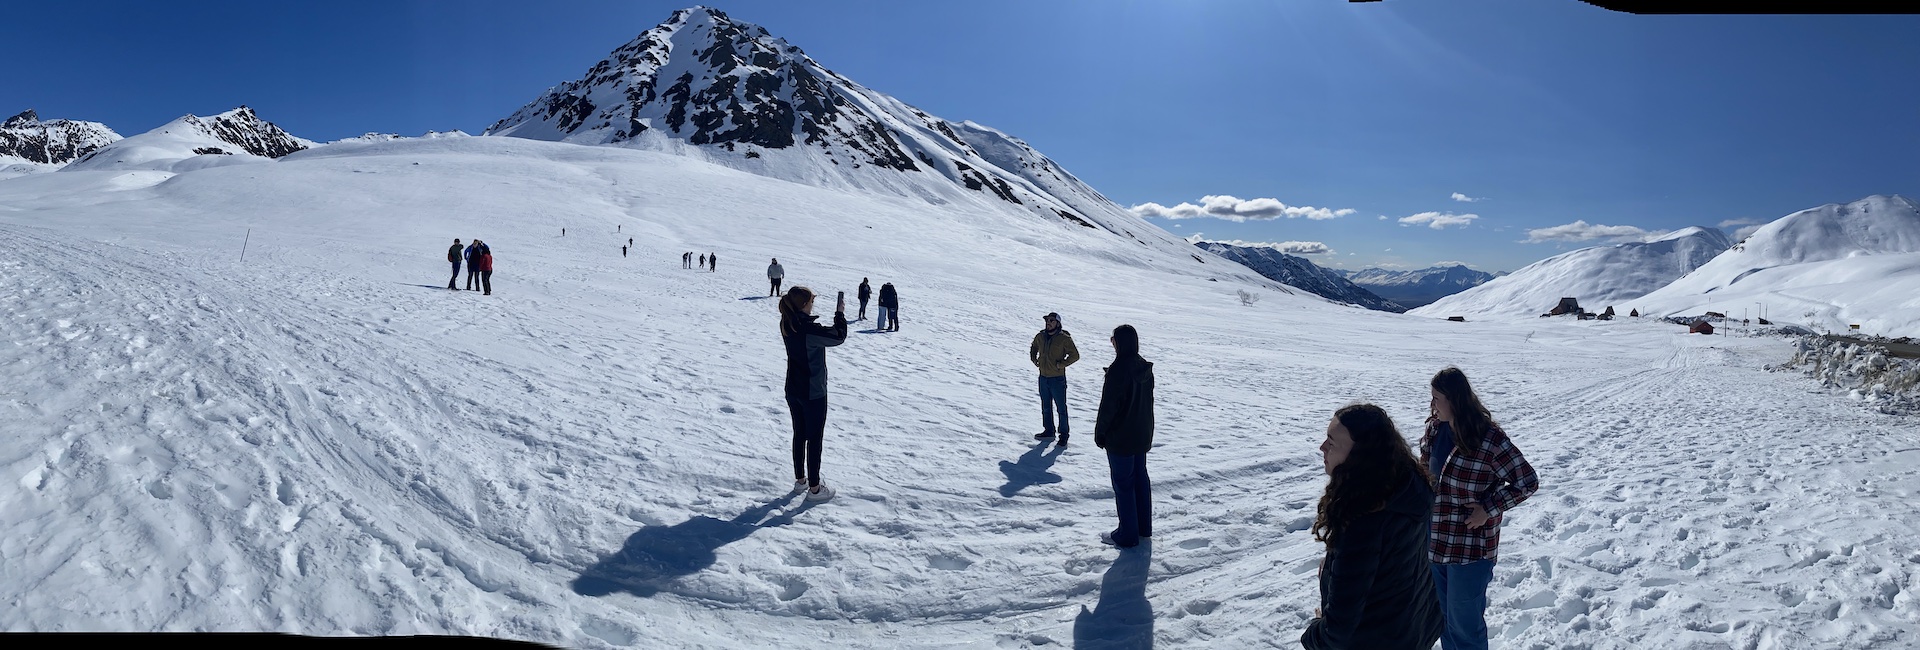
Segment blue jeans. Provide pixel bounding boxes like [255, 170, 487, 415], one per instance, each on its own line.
[876, 306, 891, 330]
[1106, 453, 1151, 546]
[1432, 559, 1495, 650]
[1038, 375, 1068, 436]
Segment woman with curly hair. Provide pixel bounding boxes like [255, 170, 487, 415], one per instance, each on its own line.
[1301, 403, 1442, 650]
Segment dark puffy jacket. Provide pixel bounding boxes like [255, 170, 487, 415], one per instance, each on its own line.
[782, 311, 848, 400]
[878, 284, 898, 309]
[1093, 356, 1154, 455]
[464, 244, 477, 263]
[858, 283, 871, 301]
[1300, 473, 1443, 650]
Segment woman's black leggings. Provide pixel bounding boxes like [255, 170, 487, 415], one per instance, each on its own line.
[787, 395, 827, 487]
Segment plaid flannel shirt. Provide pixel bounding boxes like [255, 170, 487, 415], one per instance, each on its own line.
[1419, 419, 1539, 564]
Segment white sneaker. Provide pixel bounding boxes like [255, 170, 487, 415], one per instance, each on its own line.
[793, 479, 808, 493]
[805, 483, 836, 503]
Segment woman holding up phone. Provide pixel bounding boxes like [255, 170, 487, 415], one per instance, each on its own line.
[779, 286, 849, 502]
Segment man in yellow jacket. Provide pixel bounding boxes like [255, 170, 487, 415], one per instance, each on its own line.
[1030, 312, 1081, 446]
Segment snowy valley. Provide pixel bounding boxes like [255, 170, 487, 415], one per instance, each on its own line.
[3, 6, 1918, 650]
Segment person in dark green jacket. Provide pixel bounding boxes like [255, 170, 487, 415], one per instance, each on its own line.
[1301, 403, 1443, 650]
[1094, 324, 1154, 549]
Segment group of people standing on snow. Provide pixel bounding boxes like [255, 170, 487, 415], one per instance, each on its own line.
[685, 251, 716, 271]
[780, 289, 1537, 649]
[769, 262, 899, 331]
[446, 238, 494, 295]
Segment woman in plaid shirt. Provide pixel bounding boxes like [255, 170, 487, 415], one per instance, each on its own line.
[1421, 367, 1539, 650]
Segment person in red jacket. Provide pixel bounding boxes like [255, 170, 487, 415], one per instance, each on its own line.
[475, 240, 494, 295]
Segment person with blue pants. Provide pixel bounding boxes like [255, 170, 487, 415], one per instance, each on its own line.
[1030, 312, 1080, 445]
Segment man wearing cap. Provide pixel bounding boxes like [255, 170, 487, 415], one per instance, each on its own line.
[1030, 312, 1081, 445]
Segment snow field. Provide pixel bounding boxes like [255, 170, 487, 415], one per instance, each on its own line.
[2, 137, 1916, 648]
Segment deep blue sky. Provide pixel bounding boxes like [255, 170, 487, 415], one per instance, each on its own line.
[7, 0, 1918, 272]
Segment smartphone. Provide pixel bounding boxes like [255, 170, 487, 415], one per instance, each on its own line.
[838, 291, 845, 300]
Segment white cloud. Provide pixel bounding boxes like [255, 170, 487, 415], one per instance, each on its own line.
[1522, 220, 1666, 243]
[1190, 234, 1332, 255]
[1130, 195, 1356, 222]
[1717, 218, 1760, 228]
[1377, 215, 1388, 221]
[1399, 211, 1480, 229]
[1432, 260, 1473, 268]
[1732, 224, 1763, 241]
[1451, 192, 1485, 203]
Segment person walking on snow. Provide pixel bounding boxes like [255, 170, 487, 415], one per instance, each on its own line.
[709, 252, 717, 272]
[474, 240, 494, 295]
[1095, 324, 1154, 548]
[856, 278, 871, 321]
[779, 286, 848, 502]
[683, 252, 691, 269]
[1031, 312, 1080, 445]
[464, 240, 482, 291]
[1301, 403, 1443, 650]
[877, 282, 899, 331]
[768, 258, 786, 296]
[446, 238, 464, 290]
[700, 254, 707, 270]
[1422, 367, 1539, 650]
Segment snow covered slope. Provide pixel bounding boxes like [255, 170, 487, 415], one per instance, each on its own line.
[62, 106, 316, 173]
[1344, 265, 1498, 309]
[2, 132, 1918, 648]
[1633, 195, 1920, 336]
[1194, 241, 1404, 312]
[1413, 227, 1732, 319]
[486, 6, 1201, 271]
[0, 109, 121, 178]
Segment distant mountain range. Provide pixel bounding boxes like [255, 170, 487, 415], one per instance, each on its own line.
[1193, 242, 1405, 312]
[1336, 265, 1502, 309]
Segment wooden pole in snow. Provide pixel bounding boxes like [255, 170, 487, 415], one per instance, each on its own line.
[240, 228, 251, 262]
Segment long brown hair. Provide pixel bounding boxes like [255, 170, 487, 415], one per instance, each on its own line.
[1431, 366, 1497, 451]
[1312, 404, 1428, 544]
[777, 286, 815, 337]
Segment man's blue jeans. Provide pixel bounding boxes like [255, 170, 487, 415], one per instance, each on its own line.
[1039, 375, 1068, 436]
[1431, 559, 1495, 650]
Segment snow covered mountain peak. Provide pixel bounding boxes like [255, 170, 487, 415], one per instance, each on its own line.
[4, 109, 39, 129]
[0, 109, 122, 167]
[486, 6, 1201, 263]
[62, 106, 315, 172]
[1411, 225, 1731, 318]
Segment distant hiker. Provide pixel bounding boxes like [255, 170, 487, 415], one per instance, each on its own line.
[709, 252, 717, 272]
[447, 238, 464, 290]
[1095, 324, 1154, 548]
[1031, 312, 1081, 445]
[684, 252, 692, 269]
[856, 278, 871, 321]
[1422, 367, 1540, 650]
[618, 224, 621, 233]
[768, 258, 786, 296]
[464, 240, 482, 291]
[1301, 404, 1443, 650]
[475, 240, 494, 296]
[622, 246, 628, 257]
[628, 238, 633, 247]
[878, 282, 899, 332]
[779, 286, 849, 503]
[562, 228, 566, 237]
[700, 254, 707, 269]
